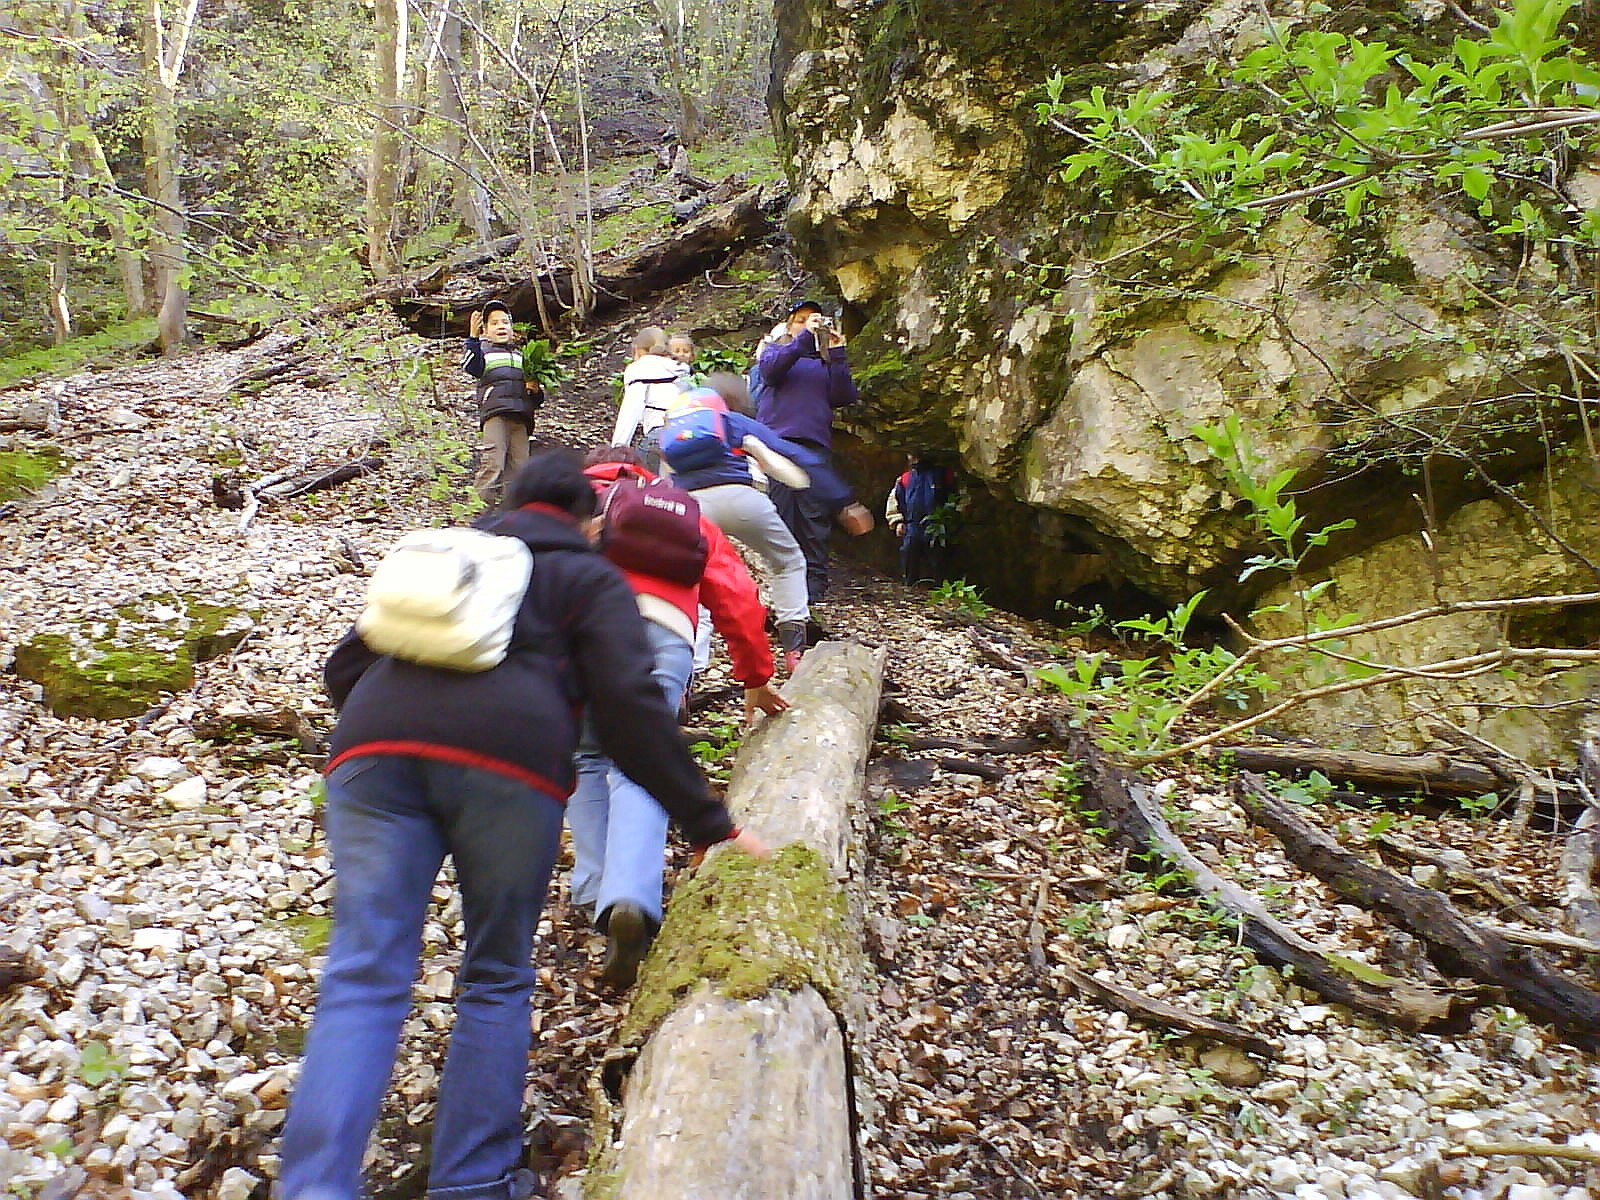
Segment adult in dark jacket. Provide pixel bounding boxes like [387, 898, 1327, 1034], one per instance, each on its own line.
[278, 448, 766, 1200]
[756, 300, 873, 603]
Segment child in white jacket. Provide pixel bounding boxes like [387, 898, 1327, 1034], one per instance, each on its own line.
[611, 326, 689, 451]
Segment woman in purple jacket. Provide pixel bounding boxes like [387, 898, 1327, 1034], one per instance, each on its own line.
[755, 300, 873, 603]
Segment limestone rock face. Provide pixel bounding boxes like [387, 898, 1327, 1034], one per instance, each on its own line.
[1252, 452, 1600, 764]
[770, 0, 1591, 608]
[769, 0, 1600, 752]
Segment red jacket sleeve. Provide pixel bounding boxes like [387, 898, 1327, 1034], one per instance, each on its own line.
[696, 519, 775, 689]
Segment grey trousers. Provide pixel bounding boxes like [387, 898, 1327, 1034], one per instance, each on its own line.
[691, 483, 810, 625]
[475, 416, 530, 507]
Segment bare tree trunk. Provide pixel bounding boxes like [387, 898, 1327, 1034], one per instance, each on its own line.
[140, 0, 200, 354]
[61, 0, 147, 317]
[368, 0, 409, 278]
[89, 134, 149, 316]
[435, 4, 492, 239]
[48, 242, 72, 345]
[655, 1, 703, 148]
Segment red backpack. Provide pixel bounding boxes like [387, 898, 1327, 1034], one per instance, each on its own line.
[598, 473, 709, 587]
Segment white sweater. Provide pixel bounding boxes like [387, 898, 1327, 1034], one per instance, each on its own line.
[611, 354, 689, 446]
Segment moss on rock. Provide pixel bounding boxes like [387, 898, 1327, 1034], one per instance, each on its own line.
[0, 447, 65, 502]
[618, 843, 852, 1047]
[13, 633, 195, 721]
[13, 592, 256, 720]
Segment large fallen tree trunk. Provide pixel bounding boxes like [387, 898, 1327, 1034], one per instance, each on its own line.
[1074, 737, 1473, 1032]
[395, 181, 787, 338]
[588, 641, 886, 1199]
[1236, 773, 1600, 1049]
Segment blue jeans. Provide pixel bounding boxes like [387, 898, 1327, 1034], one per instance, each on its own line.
[278, 756, 563, 1200]
[567, 620, 694, 926]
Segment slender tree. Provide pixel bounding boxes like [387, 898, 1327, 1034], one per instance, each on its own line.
[368, 0, 409, 277]
[140, 0, 201, 354]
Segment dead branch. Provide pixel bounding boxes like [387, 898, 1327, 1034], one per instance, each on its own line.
[256, 456, 383, 500]
[1224, 743, 1501, 797]
[1370, 831, 1550, 927]
[1074, 736, 1472, 1031]
[394, 181, 786, 336]
[1237, 773, 1600, 1048]
[1160, 591, 1600, 745]
[1053, 951, 1280, 1059]
[936, 756, 1007, 782]
[1135, 645, 1600, 766]
[1561, 809, 1600, 943]
[1474, 920, 1600, 957]
[1027, 874, 1050, 974]
[0, 948, 42, 996]
[902, 733, 1047, 755]
[1443, 1141, 1600, 1164]
[1564, 737, 1600, 942]
[967, 629, 1038, 682]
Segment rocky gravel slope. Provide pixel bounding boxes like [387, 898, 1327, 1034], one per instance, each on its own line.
[2, 323, 1598, 1200]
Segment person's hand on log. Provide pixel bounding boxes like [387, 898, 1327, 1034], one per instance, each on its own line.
[743, 683, 789, 727]
[691, 827, 771, 869]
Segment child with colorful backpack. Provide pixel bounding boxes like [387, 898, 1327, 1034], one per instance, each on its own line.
[569, 445, 788, 990]
[656, 374, 817, 673]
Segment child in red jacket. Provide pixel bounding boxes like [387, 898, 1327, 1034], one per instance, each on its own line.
[568, 446, 788, 990]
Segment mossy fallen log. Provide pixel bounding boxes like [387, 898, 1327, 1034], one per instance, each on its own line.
[586, 641, 885, 1200]
[395, 182, 787, 338]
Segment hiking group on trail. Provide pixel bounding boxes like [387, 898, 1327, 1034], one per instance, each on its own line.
[277, 298, 958, 1200]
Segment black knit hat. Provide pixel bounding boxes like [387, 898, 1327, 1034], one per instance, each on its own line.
[785, 298, 825, 319]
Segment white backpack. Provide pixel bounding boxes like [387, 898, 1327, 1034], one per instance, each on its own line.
[356, 528, 533, 671]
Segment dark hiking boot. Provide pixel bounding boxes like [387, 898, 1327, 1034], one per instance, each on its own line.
[600, 902, 655, 992]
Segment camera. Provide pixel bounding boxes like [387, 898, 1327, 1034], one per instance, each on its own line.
[817, 315, 835, 329]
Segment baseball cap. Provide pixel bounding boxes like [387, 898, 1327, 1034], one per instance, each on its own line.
[482, 300, 512, 316]
[785, 298, 825, 319]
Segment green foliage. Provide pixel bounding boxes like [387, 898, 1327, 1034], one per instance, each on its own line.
[1037, 597, 1279, 758]
[695, 132, 785, 187]
[929, 578, 991, 616]
[0, 320, 157, 390]
[515, 334, 569, 391]
[921, 495, 964, 550]
[1037, 0, 1600, 239]
[76, 1041, 127, 1087]
[877, 790, 912, 839]
[1193, 416, 1355, 585]
[689, 719, 743, 784]
[694, 347, 750, 375]
[0, 448, 66, 503]
[1055, 601, 1109, 638]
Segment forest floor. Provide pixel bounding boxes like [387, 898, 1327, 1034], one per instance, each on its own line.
[2, 283, 1600, 1200]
